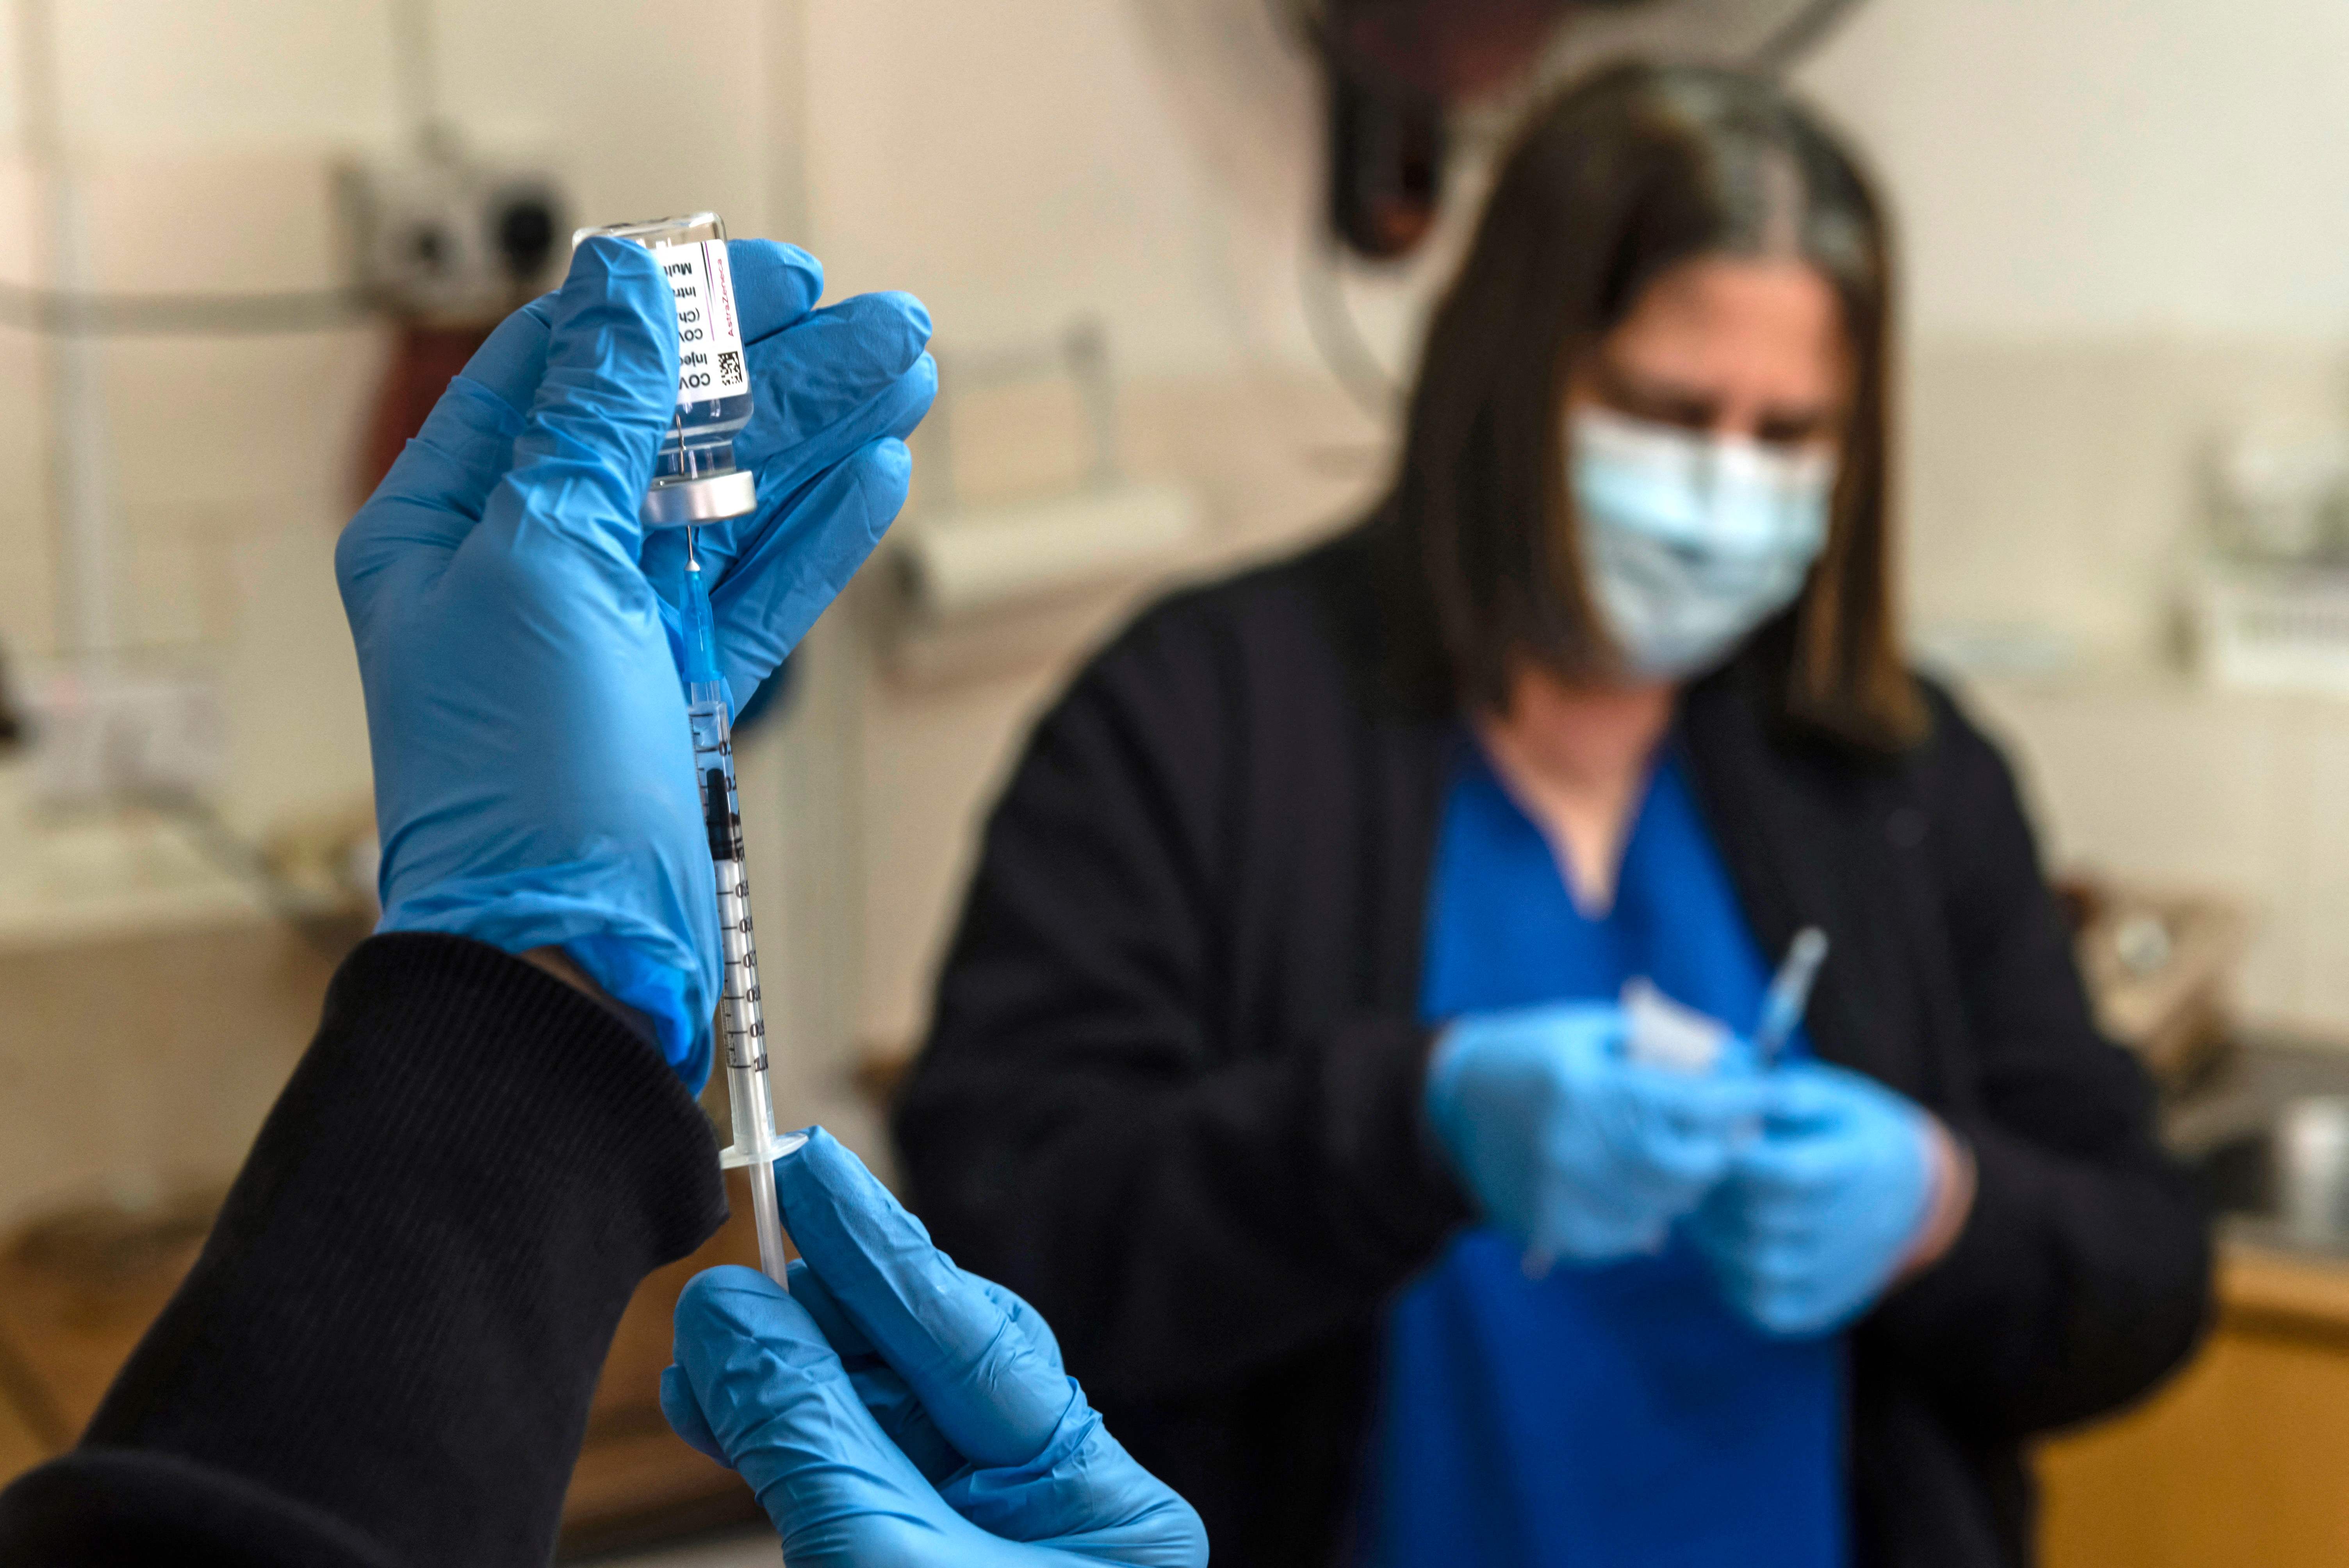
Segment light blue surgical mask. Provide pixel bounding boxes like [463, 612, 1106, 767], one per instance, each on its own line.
[1570, 404, 1834, 680]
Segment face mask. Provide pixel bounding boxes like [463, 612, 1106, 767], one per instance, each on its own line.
[1570, 404, 1835, 680]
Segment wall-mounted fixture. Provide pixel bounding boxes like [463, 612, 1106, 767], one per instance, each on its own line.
[882, 319, 1204, 685]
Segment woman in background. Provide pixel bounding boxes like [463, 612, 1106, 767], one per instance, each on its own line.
[896, 64, 2209, 1568]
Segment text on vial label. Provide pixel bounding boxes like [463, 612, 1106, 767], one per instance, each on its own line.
[652, 240, 749, 406]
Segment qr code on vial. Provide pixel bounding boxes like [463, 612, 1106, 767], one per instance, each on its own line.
[717, 350, 745, 390]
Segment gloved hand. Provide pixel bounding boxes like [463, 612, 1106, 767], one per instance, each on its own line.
[1688, 1061, 1939, 1336]
[1426, 1002, 1765, 1266]
[339, 239, 710, 1078]
[637, 242, 935, 710]
[661, 1129, 1207, 1566]
[338, 239, 932, 1090]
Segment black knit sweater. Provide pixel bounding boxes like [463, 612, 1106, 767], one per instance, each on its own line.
[0, 933, 729, 1566]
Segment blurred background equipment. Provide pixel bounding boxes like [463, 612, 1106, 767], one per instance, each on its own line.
[884, 318, 1204, 684]
[1288, 0, 1871, 261]
[2057, 873, 2250, 1094]
[1222, 0, 1873, 417]
[21, 666, 222, 809]
[1311, 0, 1579, 261]
[2, 0, 567, 817]
[341, 148, 562, 325]
[0, 0, 569, 973]
[347, 0, 566, 323]
[2185, 430, 2349, 696]
[0, 644, 26, 754]
[346, 0, 567, 495]
[344, 144, 568, 496]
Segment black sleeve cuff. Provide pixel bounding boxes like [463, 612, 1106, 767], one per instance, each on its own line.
[1866, 1117, 2212, 1434]
[1326, 1014, 1474, 1267]
[0, 932, 729, 1568]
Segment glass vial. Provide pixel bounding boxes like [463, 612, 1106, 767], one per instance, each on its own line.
[571, 211, 757, 526]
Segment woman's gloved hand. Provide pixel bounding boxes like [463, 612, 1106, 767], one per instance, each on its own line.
[337, 239, 931, 1090]
[1426, 1002, 1766, 1267]
[1688, 1062, 1944, 1336]
[660, 1130, 1208, 1566]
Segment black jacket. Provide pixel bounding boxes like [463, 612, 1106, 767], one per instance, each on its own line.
[0, 934, 729, 1567]
[894, 521, 2214, 1568]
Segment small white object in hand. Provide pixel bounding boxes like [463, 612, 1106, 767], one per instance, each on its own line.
[1621, 976, 1730, 1074]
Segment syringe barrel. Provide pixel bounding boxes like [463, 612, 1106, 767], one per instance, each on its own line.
[689, 688, 773, 1151]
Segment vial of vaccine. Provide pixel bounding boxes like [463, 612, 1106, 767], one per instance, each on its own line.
[571, 212, 757, 526]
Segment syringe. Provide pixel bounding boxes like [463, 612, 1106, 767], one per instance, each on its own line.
[680, 532, 799, 1291]
[1752, 927, 1829, 1068]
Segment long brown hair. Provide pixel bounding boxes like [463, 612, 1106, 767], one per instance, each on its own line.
[1385, 61, 1921, 753]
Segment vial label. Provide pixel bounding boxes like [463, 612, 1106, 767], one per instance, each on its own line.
[652, 239, 748, 406]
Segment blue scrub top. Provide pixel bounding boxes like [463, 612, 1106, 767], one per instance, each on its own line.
[1357, 743, 1846, 1568]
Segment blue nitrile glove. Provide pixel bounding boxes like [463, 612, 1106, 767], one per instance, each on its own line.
[1688, 1061, 1937, 1336]
[337, 238, 931, 1090]
[1426, 1002, 1764, 1266]
[638, 242, 935, 713]
[660, 1129, 1207, 1566]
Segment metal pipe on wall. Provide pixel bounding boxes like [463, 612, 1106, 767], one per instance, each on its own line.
[16, 0, 119, 667]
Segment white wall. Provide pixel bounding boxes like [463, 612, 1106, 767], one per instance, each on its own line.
[1800, 0, 2349, 339]
[1786, 0, 2349, 667]
[23, 1, 774, 229]
[799, 0, 1299, 374]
